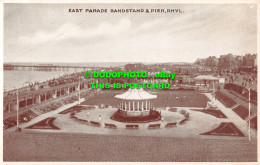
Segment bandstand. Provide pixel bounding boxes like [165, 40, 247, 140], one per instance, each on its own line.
[114, 88, 157, 117]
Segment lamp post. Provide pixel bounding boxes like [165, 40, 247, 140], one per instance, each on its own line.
[248, 87, 251, 141]
[212, 79, 215, 100]
[15, 87, 21, 132]
[78, 76, 81, 105]
[229, 56, 232, 73]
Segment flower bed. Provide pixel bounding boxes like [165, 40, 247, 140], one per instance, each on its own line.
[148, 124, 161, 129]
[232, 105, 253, 120]
[3, 117, 17, 130]
[3, 110, 39, 129]
[26, 117, 60, 130]
[104, 123, 117, 129]
[215, 91, 236, 108]
[200, 122, 244, 137]
[191, 109, 227, 118]
[178, 118, 189, 125]
[165, 122, 177, 128]
[250, 116, 257, 130]
[224, 83, 257, 104]
[216, 91, 236, 108]
[19, 110, 38, 122]
[90, 121, 101, 127]
[58, 105, 90, 114]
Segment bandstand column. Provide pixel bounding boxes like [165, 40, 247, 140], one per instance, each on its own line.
[142, 101, 144, 111]
[125, 101, 127, 111]
[129, 101, 131, 111]
[38, 95, 41, 103]
[133, 101, 135, 111]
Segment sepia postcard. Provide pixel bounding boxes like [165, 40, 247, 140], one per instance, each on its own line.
[1, 0, 259, 164]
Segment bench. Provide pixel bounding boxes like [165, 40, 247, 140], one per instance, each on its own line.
[165, 122, 177, 128]
[126, 125, 139, 129]
[178, 118, 188, 125]
[104, 123, 117, 129]
[77, 119, 88, 123]
[148, 124, 161, 129]
[90, 121, 101, 127]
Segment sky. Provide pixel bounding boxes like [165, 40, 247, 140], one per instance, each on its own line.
[4, 3, 257, 63]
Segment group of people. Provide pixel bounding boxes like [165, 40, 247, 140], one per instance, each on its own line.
[40, 71, 85, 89]
[221, 72, 257, 91]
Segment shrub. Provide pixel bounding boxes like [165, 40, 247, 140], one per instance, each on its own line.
[184, 112, 189, 118]
[180, 110, 186, 114]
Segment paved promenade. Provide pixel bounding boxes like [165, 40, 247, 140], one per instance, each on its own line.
[4, 94, 252, 141]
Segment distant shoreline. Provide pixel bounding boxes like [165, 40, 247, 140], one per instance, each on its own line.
[3, 62, 192, 67]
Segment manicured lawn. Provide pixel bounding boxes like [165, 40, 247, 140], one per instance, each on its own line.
[153, 92, 209, 107]
[82, 92, 120, 106]
[81, 90, 209, 108]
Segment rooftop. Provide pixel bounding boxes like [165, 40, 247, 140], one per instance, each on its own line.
[195, 75, 219, 80]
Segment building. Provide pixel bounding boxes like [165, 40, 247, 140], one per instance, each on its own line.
[114, 88, 157, 116]
[195, 75, 225, 90]
[242, 54, 257, 68]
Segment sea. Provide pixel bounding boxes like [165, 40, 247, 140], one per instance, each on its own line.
[3, 62, 130, 92]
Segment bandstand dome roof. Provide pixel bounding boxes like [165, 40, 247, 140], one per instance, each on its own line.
[114, 88, 157, 100]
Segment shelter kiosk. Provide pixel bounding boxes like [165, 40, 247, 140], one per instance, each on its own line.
[114, 88, 157, 117]
[194, 75, 220, 90]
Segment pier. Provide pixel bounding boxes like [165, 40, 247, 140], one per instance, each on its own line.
[3, 63, 97, 71]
